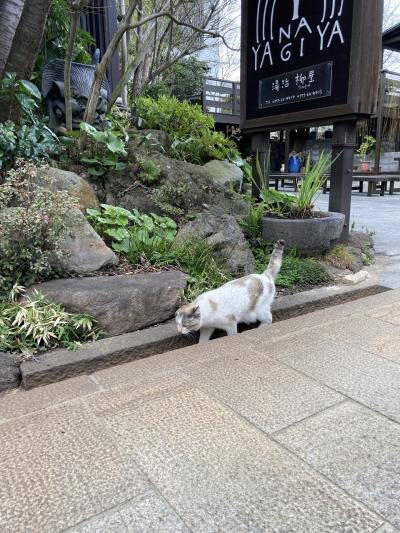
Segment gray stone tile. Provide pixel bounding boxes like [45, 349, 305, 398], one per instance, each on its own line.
[277, 339, 400, 422]
[249, 326, 331, 360]
[0, 401, 148, 533]
[318, 316, 400, 358]
[343, 289, 400, 311]
[91, 336, 238, 391]
[101, 386, 381, 532]
[370, 338, 400, 364]
[367, 302, 400, 326]
[0, 375, 99, 423]
[381, 259, 400, 290]
[70, 492, 189, 532]
[375, 524, 400, 533]
[275, 402, 400, 528]
[85, 375, 189, 420]
[182, 349, 343, 433]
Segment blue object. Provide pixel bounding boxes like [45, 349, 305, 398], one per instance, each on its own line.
[288, 154, 301, 173]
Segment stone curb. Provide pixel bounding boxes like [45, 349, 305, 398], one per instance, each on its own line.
[15, 282, 389, 391]
[272, 282, 389, 322]
[20, 321, 193, 390]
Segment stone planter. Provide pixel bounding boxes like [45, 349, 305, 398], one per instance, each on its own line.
[262, 211, 345, 252]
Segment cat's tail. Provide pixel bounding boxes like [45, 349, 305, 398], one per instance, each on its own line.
[264, 240, 285, 279]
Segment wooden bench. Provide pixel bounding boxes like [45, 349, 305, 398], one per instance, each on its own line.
[270, 173, 302, 192]
[271, 172, 400, 196]
[323, 174, 400, 196]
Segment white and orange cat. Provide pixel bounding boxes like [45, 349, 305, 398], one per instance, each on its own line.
[176, 240, 285, 343]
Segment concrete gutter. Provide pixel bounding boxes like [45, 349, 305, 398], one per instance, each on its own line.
[17, 277, 389, 390]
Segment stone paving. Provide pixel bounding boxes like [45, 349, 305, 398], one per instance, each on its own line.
[1, 290, 400, 532]
[317, 193, 400, 288]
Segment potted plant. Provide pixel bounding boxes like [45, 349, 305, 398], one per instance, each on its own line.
[251, 151, 345, 252]
[357, 135, 376, 172]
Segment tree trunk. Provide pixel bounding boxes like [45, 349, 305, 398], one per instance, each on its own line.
[64, 11, 80, 131]
[4, 0, 52, 80]
[0, 0, 25, 79]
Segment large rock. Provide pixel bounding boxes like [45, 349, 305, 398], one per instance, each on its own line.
[34, 167, 99, 211]
[203, 160, 243, 190]
[55, 209, 118, 274]
[104, 152, 249, 219]
[176, 213, 255, 275]
[127, 129, 171, 155]
[348, 231, 374, 251]
[0, 353, 21, 393]
[27, 272, 187, 337]
[347, 231, 375, 273]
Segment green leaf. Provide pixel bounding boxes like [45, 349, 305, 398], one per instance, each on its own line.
[87, 167, 105, 176]
[86, 208, 100, 217]
[105, 227, 129, 241]
[112, 240, 130, 253]
[105, 135, 126, 154]
[81, 157, 101, 164]
[20, 80, 42, 101]
[113, 162, 126, 170]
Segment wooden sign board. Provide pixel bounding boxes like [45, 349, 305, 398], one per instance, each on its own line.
[241, 0, 383, 131]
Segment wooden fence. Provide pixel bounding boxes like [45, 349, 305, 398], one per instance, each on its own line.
[202, 77, 240, 124]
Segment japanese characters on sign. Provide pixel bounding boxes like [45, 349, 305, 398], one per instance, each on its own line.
[259, 62, 332, 109]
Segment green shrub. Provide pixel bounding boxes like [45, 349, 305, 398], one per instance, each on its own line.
[157, 240, 232, 301]
[133, 96, 240, 164]
[0, 161, 77, 296]
[144, 58, 208, 101]
[277, 256, 330, 288]
[134, 95, 214, 136]
[239, 201, 265, 240]
[86, 205, 230, 301]
[79, 122, 127, 176]
[325, 244, 357, 271]
[0, 287, 99, 357]
[0, 73, 58, 170]
[0, 72, 42, 121]
[86, 204, 177, 264]
[249, 151, 333, 219]
[164, 57, 208, 101]
[152, 183, 189, 218]
[252, 243, 329, 288]
[138, 160, 161, 184]
[38, 0, 95, 68]
[0, 120, 58, 170]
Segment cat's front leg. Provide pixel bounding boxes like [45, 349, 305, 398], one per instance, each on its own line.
[259, 310, 272, 326]
[225, 323, 238, 336]
[198, 327, 214, 343]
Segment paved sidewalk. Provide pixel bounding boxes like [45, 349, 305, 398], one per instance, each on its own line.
[1, 290, 400, 532]
[317, 193, 400, 288]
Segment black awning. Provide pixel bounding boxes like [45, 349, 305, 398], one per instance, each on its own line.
[383, 23, 400, 53]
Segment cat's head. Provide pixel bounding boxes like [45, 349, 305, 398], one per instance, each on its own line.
[175, 303, 201, 334]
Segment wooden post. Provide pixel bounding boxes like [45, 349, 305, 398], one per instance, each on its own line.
[202, 76, 207, 114]
[284, 130, 290, 172]
[251, 132, 270, 197]
[329, 121, 357, 243]
[232, 82, 239, 115]
[374, 71, 385, 173]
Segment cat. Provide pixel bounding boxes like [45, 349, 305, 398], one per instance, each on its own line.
[176, 239, 285, 343]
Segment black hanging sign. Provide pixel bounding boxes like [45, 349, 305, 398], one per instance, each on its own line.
[240, 0, 384, 130]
